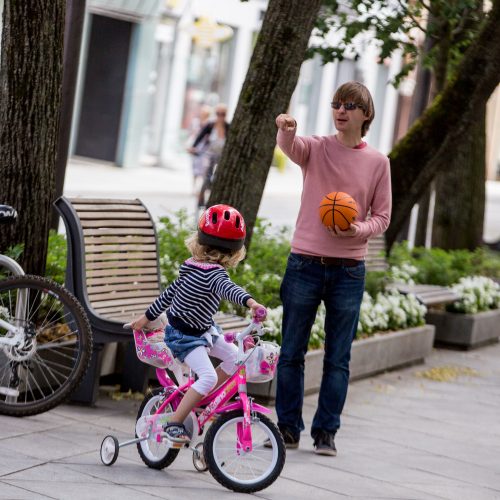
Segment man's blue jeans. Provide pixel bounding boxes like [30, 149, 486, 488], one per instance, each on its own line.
[276, 253, 365, 439]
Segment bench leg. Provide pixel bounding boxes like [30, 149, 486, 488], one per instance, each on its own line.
[70, 343, 104, 406]
[120, 341, 151, 394]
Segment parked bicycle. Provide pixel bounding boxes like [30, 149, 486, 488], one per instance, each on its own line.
[99, 308, 285, 493]
[0, 204, 93, 416]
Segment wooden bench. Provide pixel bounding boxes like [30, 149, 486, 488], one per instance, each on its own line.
[54, 196, 249, 404]
[366, 235, 459, 307]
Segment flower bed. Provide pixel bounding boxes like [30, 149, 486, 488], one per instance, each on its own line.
[426, 276, 500, 348]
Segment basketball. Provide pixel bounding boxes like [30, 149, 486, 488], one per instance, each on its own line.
[319, 192, 358, 230]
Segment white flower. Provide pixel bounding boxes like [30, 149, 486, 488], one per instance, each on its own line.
[451, 276, 500, 314]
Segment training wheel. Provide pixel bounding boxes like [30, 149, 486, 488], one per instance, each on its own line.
[100, 435, 119, 466]
[192, 442, 208, 472]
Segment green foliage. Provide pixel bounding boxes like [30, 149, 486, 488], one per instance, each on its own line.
[364, 270, 387, 297]
[45, 230, 67, 284]
[226, 219, 291, 315]
[0, 231, 67, 284]
[156, 210, 193, 287]
[0, 243, 24, 280]
[387, 241, 500, 286]
[308, 0, 484, 87]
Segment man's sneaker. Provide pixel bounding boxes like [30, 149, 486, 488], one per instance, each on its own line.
[265, 428, 299, 449]
[163, 423, 190, 444]
[313, 430, 337, 456]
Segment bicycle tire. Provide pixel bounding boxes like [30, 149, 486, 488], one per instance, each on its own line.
[136, 388, 180, 469]
[0, 275, 92, 416]
[204, 409, 285, 493]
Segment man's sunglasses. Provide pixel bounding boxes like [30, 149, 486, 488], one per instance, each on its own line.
[331, 101, 364, 111]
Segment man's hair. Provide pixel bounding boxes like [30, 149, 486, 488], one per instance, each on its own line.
[185, 233, 246, 268]
[333, 81, 375, 137]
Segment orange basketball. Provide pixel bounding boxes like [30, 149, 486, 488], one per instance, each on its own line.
[318, 192, 358, 230]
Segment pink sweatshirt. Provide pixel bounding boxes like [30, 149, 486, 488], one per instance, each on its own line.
[277, 129, 392, 260]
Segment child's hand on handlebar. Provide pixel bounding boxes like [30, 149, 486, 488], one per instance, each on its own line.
[129, 314, 150, 331]
[246, 298, 267, 321]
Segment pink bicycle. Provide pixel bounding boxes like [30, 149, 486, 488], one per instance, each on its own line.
[99, 308, 285, 493]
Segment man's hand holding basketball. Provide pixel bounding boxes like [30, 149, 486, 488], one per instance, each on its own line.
[276, 114, 296, 131]
[328, 224, 359, 237]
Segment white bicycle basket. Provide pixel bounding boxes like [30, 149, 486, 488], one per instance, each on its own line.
[245, 341, 280, 383]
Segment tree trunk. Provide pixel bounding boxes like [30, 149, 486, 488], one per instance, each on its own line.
[51, 0, 87, 230]
[0, 1, 65, 275]
[413, 7, 443, 247]
[386, 0, 500, 249]
[207, 0, 323, 246]
[431, 103, 486, 249]
[429, 2, 486, 250]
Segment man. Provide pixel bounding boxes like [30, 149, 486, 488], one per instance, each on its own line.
[275, 81, 391, 456]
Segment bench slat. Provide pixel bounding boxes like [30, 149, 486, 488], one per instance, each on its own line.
[73, 203, 146, 212]
[85, 244, 157, 253]
[87, 275, 160, 286]
[85, 252, 157, 262]
[83, 228, 155, 236]
[86, 267, 159, 278]
[89, 288, 160, 301]
[92, 295, 160, 309]
[81, 220, 154, 228]
[88, 282, 160, 295]
[69, 197, 142, 205]
[84, 236, 156, 245]
[77, 212, 151, 220]
[85, 260, 158, 270]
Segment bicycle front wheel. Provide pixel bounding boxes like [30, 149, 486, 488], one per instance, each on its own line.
[0, 275, 92, 416]
[204, 410, 285, 493]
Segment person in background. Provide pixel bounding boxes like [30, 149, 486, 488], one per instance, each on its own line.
[189, 103, 230, 209]
[187, 104, 212, 196]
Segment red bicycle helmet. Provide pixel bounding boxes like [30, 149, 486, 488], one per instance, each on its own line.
[198, 204, 246, 250]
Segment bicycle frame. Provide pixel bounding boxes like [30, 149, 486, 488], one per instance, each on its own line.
[138, 315, 272, 453]
[0, 254, 28, 340]
[152, 364, 271, 453]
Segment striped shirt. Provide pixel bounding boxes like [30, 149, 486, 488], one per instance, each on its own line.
[145, 258, 252, 336]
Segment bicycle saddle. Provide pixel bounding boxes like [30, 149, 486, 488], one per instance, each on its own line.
[0, 205, 17, 223]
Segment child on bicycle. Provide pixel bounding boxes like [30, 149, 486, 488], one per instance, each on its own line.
[130, 204, 265, 444]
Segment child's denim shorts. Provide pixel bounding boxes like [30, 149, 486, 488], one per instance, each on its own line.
[164, 324, 222, 362]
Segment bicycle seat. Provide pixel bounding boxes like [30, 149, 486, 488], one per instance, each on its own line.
[0, 205, 17, 224]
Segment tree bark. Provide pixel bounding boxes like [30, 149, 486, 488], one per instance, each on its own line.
[386, 0, 500, 249]
[207, 0, 323, 246]
[431, 103, 486, 249]
[0, 1, 65, 275]
[51, 0, 87, 230]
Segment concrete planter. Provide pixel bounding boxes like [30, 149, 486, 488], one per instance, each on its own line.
[248, 324, 435, 400]
[426, 308, 500, 349]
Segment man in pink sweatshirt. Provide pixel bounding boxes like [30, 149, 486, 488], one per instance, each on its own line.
[275, 81, 391, 456]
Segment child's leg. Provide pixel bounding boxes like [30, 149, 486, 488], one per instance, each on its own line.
[210, 336, 239, 387]
[171, 346, 218, 424]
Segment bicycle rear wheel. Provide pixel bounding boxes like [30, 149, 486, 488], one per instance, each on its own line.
[136, 387, 180, 469]
[0, 275, 92, 416]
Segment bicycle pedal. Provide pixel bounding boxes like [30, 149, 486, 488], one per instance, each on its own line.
[161, 435, 185, 449]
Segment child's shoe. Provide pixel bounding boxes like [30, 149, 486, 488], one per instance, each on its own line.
[163, 423, 190, 444]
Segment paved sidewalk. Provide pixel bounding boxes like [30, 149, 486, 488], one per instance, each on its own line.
[1, 342, 499, 499]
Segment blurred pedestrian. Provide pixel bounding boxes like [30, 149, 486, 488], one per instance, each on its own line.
[190, 103, 230, 209]
[187, 104, 212, 196]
